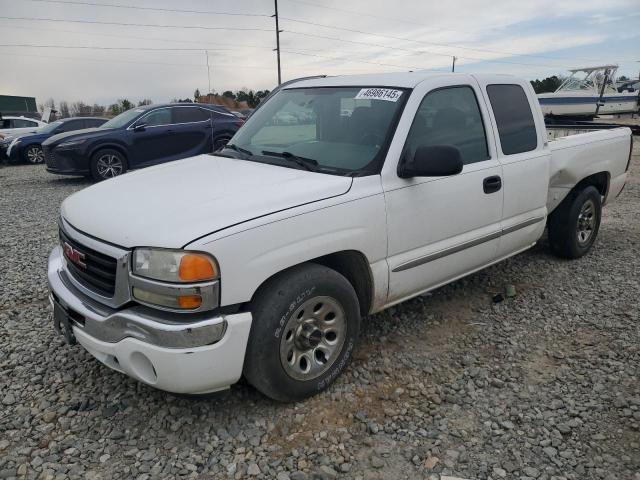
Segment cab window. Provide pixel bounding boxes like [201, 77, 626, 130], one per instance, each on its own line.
[404, 86, 489, 165]
[140, 109, 171, 127]
[486, 84, 538, 155]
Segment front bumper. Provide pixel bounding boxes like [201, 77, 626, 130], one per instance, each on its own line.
[43, 145, 90, 175]
[0, 143, 18, 162]
[48, 246, 252, 394]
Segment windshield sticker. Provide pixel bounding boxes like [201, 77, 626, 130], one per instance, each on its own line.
[354, 88, 403, 102]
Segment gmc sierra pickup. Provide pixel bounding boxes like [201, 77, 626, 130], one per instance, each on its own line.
[47, 72, 633, 402]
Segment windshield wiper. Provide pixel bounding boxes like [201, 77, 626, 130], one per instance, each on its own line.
[261, 150, 318, 172]
[223, 143, 253, 157]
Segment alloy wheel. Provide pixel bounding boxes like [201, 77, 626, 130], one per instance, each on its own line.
[26, 146, 44, 164]
[96, 154, 124, 178]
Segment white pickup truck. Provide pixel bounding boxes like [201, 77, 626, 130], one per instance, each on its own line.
[48, 72, 633, 402]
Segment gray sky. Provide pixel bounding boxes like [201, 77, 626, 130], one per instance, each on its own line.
[0, 0, 639, 106]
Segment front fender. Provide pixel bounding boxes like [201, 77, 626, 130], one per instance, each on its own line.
[186, 176, 389, 309]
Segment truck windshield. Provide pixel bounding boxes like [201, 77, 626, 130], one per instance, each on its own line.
[223, 86, 407, 175]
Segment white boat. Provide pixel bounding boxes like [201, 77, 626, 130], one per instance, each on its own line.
[537, 65, 639, 117]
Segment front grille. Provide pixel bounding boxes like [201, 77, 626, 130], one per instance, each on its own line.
[59, 228, 118, 296]
[43, 146, 57, 167]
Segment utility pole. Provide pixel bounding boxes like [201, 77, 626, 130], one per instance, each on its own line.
[273, 0, 282, 85]
[205, 50, 212, 94]
[451, 56, 457, 73]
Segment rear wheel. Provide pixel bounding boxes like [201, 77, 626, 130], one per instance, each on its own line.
[91, 149, 127, 181]
[23, 145, 44, 164]
[548, 185, 602, 259]
[243, 263, 361, 402]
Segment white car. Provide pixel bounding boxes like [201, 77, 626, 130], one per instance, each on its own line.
[47, 72, 632, 401]
[0, 115, 47, 138]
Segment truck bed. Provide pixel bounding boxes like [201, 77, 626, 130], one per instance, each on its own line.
[546, 127, 631, 212]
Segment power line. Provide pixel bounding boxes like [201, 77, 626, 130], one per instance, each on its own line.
[0, 23, 275, 51]
[279, 15, 636, 65]
[23, 0, 271, 17]
[0, 51, 290, 70]
[0, 44, 249, 52]
[281, 49, 445, 71]
[0, 16, 274, 32]
[283, 30, 567, 69]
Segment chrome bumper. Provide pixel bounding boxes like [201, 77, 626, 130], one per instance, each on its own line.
[48, 246, 226, 348]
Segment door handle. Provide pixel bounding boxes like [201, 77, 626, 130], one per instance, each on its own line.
[483, 175, 502, 194]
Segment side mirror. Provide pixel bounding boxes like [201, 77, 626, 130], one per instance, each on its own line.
[398, 145, 463, 178]
[133, 122, 147, 132]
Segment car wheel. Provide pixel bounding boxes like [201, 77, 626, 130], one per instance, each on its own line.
[548, 185, 602, 259]
[243, 263, 361, 402]
[24, 145, 44, 164]
[91, 149, 127, 181]
[213, 135, 232, 151]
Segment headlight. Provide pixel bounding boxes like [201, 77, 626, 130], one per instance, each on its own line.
[6, 138, 20, 155]
[57, 138, 86, 148]
[133, 248, 218, 283]
[131, 249, 219, 311]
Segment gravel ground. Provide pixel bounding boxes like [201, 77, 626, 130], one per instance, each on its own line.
[1, 143, 639, 480]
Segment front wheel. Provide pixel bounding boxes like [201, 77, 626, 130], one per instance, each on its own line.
[548, 185, 602, 259]
[90, 149, 127, 181]
[23, 145, 44, 164]
[243, 264, 361, 402]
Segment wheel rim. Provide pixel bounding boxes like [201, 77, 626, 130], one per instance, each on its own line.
[96, 154, 123, 178]
[576, 199, 596, 245]
[279, 296, 347, 381]
[26, 146, 44, 164]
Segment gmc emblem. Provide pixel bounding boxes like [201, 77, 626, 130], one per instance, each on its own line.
[63, 242, 86, 269]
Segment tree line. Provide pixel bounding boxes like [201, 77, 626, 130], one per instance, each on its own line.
[39, 88, 272, 118]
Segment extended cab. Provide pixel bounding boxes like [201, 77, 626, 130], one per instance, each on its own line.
[47, 72, 632, 401]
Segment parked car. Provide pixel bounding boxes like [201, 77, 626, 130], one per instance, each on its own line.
[0, 115, 47, 138]
[0, 117, 107, 164]
[47, 72, 632, 401]
[42, 103, 243, 181]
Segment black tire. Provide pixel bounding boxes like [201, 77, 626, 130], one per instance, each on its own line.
[548, 185, 602, 259]
[23, 144, 44, 164]
[213, 135, 232, 152]
[243, 263, 361, 402]
[90, 149, 128, 181]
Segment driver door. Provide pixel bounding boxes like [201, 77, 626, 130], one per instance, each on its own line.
[382, 78, 503, 304]
[129, 107, 174, 167]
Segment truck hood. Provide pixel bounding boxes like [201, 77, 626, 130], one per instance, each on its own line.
[61, 154, 352, 248]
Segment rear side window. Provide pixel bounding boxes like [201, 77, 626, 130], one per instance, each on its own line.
[486, 84, 537, 155]
[58, 120, 84, 133]
[404, 86, 489, 165]
[172, 107, 209, 123]
[85, 119, 105, 128]
[13, 119, 37, 127]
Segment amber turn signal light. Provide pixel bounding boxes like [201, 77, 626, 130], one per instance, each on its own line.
[178, 254, 216, 282]
[177, 295, 202, 309]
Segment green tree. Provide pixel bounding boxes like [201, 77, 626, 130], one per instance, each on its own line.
[222, 90, 236, 99]
[530, 76, 563, 94]
[137, 99, 152, 107]
[118, 98, 134, 111]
